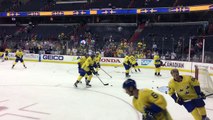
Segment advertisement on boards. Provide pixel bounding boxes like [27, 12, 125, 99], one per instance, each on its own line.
[164, 61, 185, 68]
[140, 59, 152, 66]
[100, 57, 123, 65]
[42, 54, 64, 61]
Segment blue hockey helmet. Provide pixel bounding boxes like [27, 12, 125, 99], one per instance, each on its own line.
[122, 79, 136, 89]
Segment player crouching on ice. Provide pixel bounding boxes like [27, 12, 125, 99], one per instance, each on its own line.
[74, 54, 97, 88]
[12, 48, 27, 69]
[123, 79, 172, 120]
[129, 53, 141, 72]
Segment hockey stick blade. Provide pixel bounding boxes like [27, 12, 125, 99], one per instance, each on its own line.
[104, 83, 109, 86]
[96, 75, 109, 86]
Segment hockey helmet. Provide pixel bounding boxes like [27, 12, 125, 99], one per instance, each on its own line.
[122, 79, 136, 89]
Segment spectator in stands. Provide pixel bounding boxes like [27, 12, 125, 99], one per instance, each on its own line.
[152, 42, 157, 52]
[195, 39, 203, 53]
[171, 51, 176, 60]
[175, 40, 183, 60]
[72, 47, 78, 56]
[165, 51, 171, 60]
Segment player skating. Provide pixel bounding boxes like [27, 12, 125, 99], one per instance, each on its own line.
[74, 54, 97, 88]
[94, 52, 101, 75]
[123, 54, 131, 78]
[153, 53, 162, 76]
[11, 48, 27, 69]
[168, 69, 209, 120]
[77, 54, 88, 83]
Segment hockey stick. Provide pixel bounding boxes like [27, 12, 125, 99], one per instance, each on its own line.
[206, 93, 213, 97]
[157, 86, 213, 98]
[100, 68, 112, 78]
[95, 75, 109, 86]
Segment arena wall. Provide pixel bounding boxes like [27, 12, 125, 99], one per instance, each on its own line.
[7, 53, 213, 75]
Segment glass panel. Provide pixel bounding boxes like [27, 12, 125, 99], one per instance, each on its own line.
[204, 36, 213, 63]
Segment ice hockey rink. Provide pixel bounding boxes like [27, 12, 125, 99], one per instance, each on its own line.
[0, 61, 213, 120]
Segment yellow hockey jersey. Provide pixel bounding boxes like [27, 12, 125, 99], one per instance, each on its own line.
[154, 55, 160, 65]
[15, 50, 23, 58]
[95, 54, 101, 63]
[81, 56, 95, 72]
[123, 55, 130, 65]
[129, 55, 137, 65]
[168, 75, 200, 101]
[133, 89, 172, 120]
[78, 56, 87, 66]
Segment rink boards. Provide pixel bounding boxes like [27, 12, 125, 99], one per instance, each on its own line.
[5, 53, 213, 75]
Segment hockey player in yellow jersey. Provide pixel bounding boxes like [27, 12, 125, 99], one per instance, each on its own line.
[123, 79, 172, 120]
[153, 53, 162, 76]
[123, 54, 131, 78]
[12, 49, 27, 69]
[74, 54, 97, 87]
[77, 55, 87, 73]
[168, 69, 209, 120]
[77, 55, 88, 83]
[129, 54, 140, 72]
[94, 52, 101, 75]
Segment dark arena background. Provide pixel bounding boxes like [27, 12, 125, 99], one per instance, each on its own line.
[0, 0, 213, 120]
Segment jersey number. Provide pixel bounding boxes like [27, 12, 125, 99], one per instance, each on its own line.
[151, 92, 158, 98]
[130, 57, 136, 61]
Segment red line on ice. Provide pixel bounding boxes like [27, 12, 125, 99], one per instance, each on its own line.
[19, 103, 50, 115]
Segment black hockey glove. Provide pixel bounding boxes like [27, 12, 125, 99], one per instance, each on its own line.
[199, 92, 206, 99]
[142, 109, 155, 120]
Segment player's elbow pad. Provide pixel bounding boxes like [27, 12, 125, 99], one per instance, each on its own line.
[194, 86, 201, 95]
[148, 104, 163, 114]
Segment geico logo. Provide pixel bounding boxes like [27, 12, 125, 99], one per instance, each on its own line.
[101, 58, 121, 63]
[43, 55, 64, 60]
[141, 60, 151, 65]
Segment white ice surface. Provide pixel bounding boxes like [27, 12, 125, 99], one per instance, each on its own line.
[0, 61, 212, 120]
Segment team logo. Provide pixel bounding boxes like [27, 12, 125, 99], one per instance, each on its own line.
[141, 60, 152, 65]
